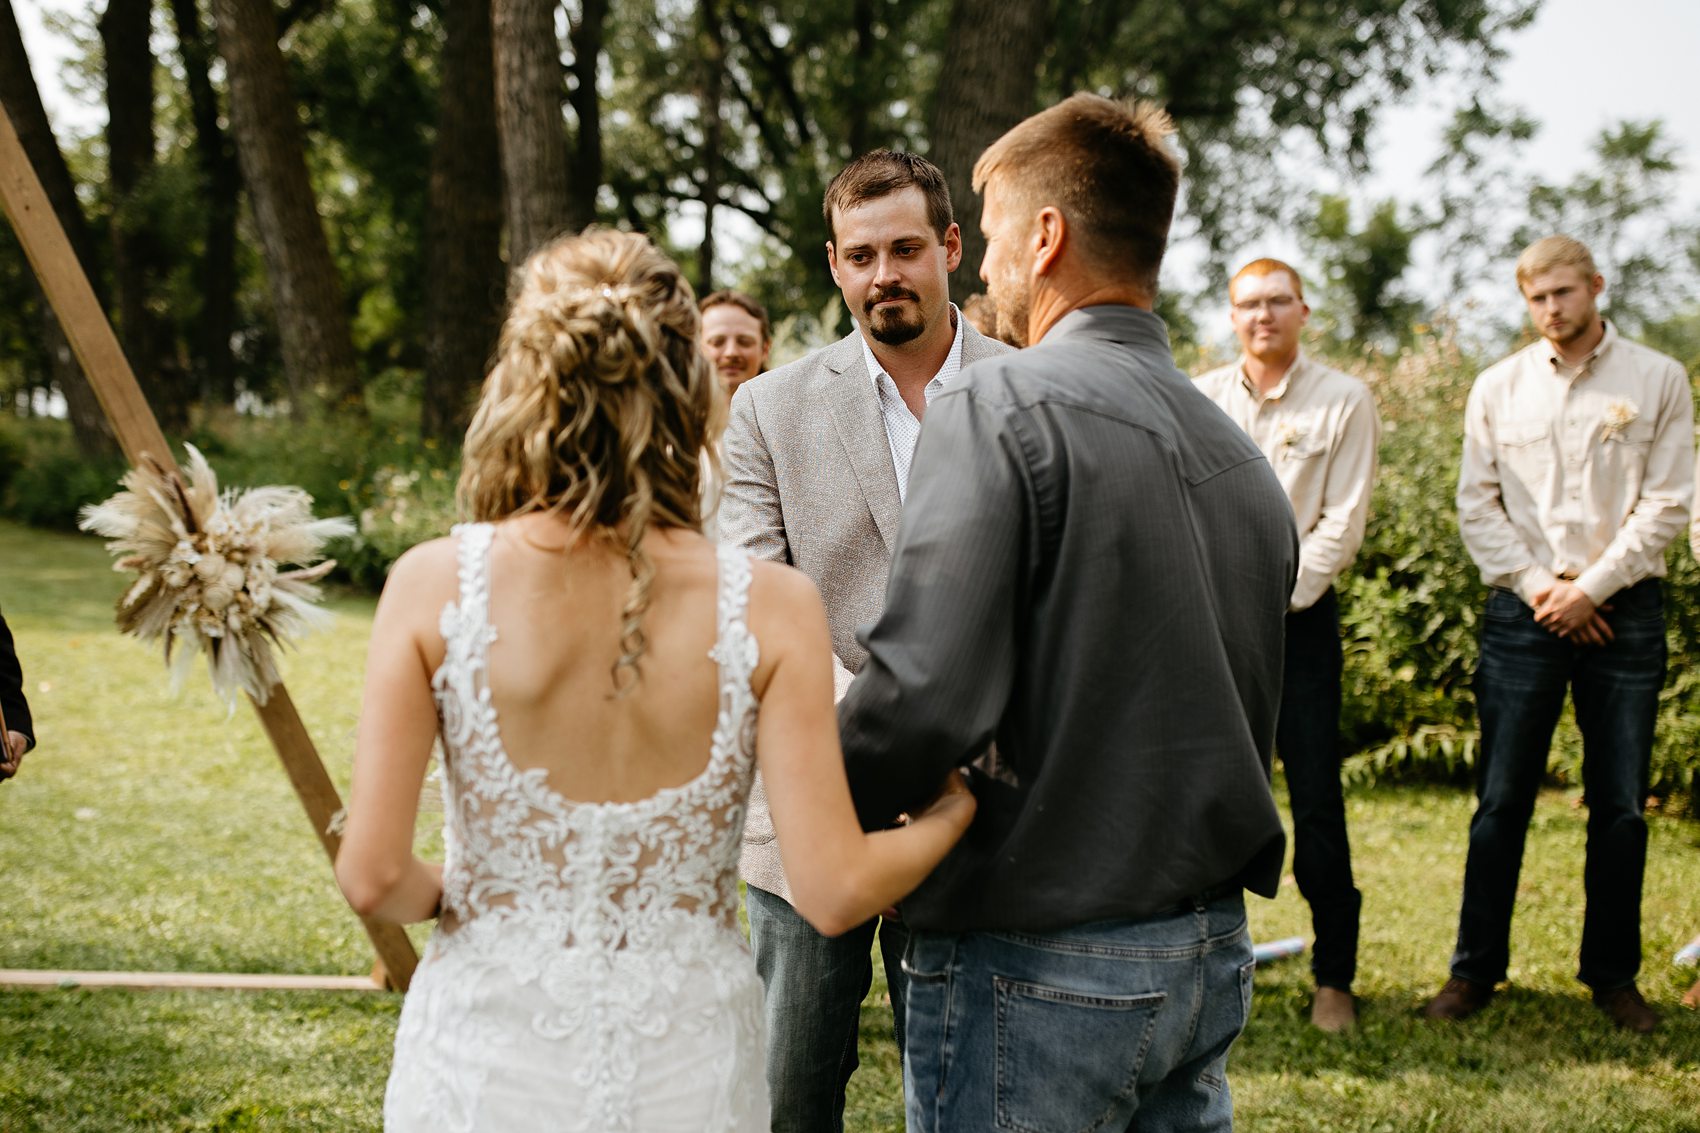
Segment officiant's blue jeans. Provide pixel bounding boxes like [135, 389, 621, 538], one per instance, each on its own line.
[1451, 583, 1663, 992]
[901, 894, 1253, 1133]
[746, 884, 909, 1133]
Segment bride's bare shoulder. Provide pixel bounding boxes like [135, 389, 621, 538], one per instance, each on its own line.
[745, 559, 827, 646]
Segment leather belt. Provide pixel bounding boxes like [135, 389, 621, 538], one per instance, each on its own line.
[1152, 882, 1241, 919]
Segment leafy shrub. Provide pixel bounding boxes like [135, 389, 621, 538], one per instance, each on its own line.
[1, 420, 126, 530]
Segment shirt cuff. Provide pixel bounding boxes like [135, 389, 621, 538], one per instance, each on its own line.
[1516, 564, 1560, 607]
[1574, 564, 1625, 608]
[832, 660, 855, 704]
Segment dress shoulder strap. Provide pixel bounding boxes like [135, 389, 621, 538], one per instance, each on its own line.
[447, 522, 497, 643]
[710, 543, 758, 694]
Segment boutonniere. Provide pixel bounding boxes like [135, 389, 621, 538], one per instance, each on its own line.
[1601, 399, 1640, 441]
[1277, 422, 1306, 450]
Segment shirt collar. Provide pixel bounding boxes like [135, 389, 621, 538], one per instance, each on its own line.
[1542, 319, 1617, 372]
[1236, 348, 1308, 402]
[861, 303, 965, 390]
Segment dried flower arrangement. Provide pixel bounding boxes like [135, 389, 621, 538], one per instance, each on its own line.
[78, 445, 354, 707]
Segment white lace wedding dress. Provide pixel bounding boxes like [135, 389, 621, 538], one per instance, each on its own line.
[384, 524, 769, 1131]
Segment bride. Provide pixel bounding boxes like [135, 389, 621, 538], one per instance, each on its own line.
[334, 229, 974, 1131]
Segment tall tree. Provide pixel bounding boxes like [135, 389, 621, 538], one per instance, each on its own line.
[696, 0, 726, 291]
[494, 0, 574, 261]
[421, 0, 504, 444]
[1519, 121, 1697, 335]
[170, 0, 243, 406]
[100, 0, 188, 431]
[210, 0, 365, 416]
[0, 0, 116, 456]
[928, 0, 1049, 297]
[1305, 193, 1422, 349]
[566, 0, 607, 233]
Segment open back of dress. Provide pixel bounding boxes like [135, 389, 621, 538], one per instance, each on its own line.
[384, 523, 768, 1133]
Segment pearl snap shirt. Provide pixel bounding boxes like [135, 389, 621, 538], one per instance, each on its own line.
[1195, 351, 1380, 611]
[1457, 321, 1694, 607]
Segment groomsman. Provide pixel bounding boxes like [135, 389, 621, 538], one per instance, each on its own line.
[1428, 235, 1693, 1033]
[1196, 260, 1379, 1032]
[718, 151, 1010, 1131]
[699, 290, 772, 394]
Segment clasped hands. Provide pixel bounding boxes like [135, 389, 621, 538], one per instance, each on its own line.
[1531, 581, 1613, 646]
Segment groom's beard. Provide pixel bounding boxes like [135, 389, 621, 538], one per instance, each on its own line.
[865, 287, 926, 345]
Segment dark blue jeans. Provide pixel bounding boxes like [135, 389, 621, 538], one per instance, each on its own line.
[901, 895, 1254, 1133]
[1452, 582, 1665, 991]
[746, 884, 909, 1133]
[1279, 589, 1361, 991]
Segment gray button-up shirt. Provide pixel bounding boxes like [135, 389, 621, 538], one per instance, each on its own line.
[840, 305, 1296, 933]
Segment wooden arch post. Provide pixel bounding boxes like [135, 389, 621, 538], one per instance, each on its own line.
[0, 104, 417, 993]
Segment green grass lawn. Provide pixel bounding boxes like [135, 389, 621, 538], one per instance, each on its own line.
[2, 517, 1697, 1131]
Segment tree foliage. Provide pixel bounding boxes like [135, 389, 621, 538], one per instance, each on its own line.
[0, 0, 1629, 441]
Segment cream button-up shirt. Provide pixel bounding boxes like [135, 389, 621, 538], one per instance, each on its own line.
[1196, 351, 1380, 611]
[1457, 321, 1694, 607]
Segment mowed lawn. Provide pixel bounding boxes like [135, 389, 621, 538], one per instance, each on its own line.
[1, 517, 1697, 1131]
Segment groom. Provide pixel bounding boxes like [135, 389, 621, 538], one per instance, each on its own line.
[839, 95, 1295, 1131]
[719, 150, 1010, 1130]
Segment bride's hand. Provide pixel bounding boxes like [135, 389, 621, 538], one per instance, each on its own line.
[912, 768, 976, 834]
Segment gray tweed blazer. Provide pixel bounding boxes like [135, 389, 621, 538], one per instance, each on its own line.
[718, 321, 1012, 900]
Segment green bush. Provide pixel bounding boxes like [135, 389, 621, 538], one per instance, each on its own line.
[0, 419, 127, 530]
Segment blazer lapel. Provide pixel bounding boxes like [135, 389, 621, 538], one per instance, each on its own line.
[822, 334, 904, 551]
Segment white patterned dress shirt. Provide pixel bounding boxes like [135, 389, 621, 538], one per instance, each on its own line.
[860, 305, 966, 501]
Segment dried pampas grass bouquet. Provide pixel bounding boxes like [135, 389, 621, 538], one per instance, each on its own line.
[78, 445, 354, 707]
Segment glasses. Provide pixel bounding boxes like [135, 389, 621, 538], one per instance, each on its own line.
[1232, 296, 1299, 315]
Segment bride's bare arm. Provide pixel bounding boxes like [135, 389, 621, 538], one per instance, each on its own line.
[336, 542, 452, 924]
[751, 564, 975, 937]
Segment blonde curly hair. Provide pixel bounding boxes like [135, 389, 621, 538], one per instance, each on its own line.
[458, 228, 722, 688]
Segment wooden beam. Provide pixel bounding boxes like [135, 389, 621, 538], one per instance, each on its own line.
[0, 99, 418, 991]
[251, 686, 419, 990]
[0, 970, 386, 992]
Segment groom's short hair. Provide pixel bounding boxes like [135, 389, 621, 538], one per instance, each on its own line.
[822, 151, 955, 245]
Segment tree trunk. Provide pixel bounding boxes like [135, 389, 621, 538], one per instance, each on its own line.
[169, 0, 241, 407]
[928, 0, 1049, 297]
[566, 0, 606, 233]
[494, 0, 574, 262]
[101, 0, 190, 433]
[210, 0, 364, 417]
[847, 0, 873, 158]
[0, 0, 117, 456]
[421, 0, 504, 445]
[696, 0, 724, 291]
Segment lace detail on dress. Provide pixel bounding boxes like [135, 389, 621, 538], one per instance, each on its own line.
[384, 526, 767, 1132]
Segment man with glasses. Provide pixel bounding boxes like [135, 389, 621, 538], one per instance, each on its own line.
[1196, 258, 1380, 1032]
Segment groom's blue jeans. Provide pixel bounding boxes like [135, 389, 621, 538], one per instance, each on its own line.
[1451, 582, 1664, 991]
[901, 894, 1253, 1133]
[746, 883, 909, 1133]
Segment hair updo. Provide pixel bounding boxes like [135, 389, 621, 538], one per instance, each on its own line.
[457, 228, 721, 688]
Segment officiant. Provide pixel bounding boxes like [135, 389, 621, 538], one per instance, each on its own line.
[0, 607, 36, 782]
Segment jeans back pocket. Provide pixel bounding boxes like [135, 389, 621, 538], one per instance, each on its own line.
[993, 977, 1165, 1133]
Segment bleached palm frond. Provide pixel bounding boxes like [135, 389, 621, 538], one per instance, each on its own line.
[77, 445, 355, 707]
